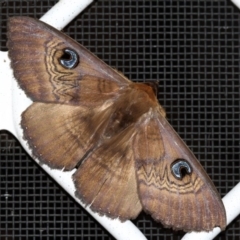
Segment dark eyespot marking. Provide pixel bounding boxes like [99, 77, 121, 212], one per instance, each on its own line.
[171, 159, 192, 180]
[59, 48, 79, 69]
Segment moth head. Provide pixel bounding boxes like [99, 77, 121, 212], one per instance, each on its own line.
[143, 81, 159, 97]
[171, 159, 192, 180]
[59, 48, 79, 69]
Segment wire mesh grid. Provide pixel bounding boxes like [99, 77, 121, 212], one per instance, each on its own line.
[0, 0, 240, 239]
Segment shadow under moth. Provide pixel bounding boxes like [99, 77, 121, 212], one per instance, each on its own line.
[7, 16, 226, 232]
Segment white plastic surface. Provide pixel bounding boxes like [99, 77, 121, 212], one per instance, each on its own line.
[0, 51, 15, 134]
[40, 0, 94, 30]
[231, 0, 240, 9]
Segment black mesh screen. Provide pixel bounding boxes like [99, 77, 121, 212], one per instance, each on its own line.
[1, 1, 240, 239]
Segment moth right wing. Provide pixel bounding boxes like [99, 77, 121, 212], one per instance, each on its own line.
[133, 108, 226, 232]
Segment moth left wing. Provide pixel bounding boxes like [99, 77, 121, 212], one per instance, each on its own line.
[73, 126, 142, 220]
[133, 108, 226, 232]
[7, 17, 130, 105]
[21, 102, 113, 170]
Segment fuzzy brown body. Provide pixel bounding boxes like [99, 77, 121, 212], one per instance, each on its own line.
[7, 16, 226, 232]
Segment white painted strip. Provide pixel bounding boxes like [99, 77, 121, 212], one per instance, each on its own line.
[231, 0, 240, 9]
[40, 0, 94, 30]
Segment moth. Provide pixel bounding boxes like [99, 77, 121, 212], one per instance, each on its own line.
[7, 16, 226, 232]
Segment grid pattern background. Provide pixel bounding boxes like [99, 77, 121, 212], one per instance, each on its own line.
[0, 0, 240, 239]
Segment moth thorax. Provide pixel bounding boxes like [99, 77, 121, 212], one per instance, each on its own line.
[133, 82, 158, 103]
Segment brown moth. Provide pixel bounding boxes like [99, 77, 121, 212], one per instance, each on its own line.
[7, 16, 226, 232]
